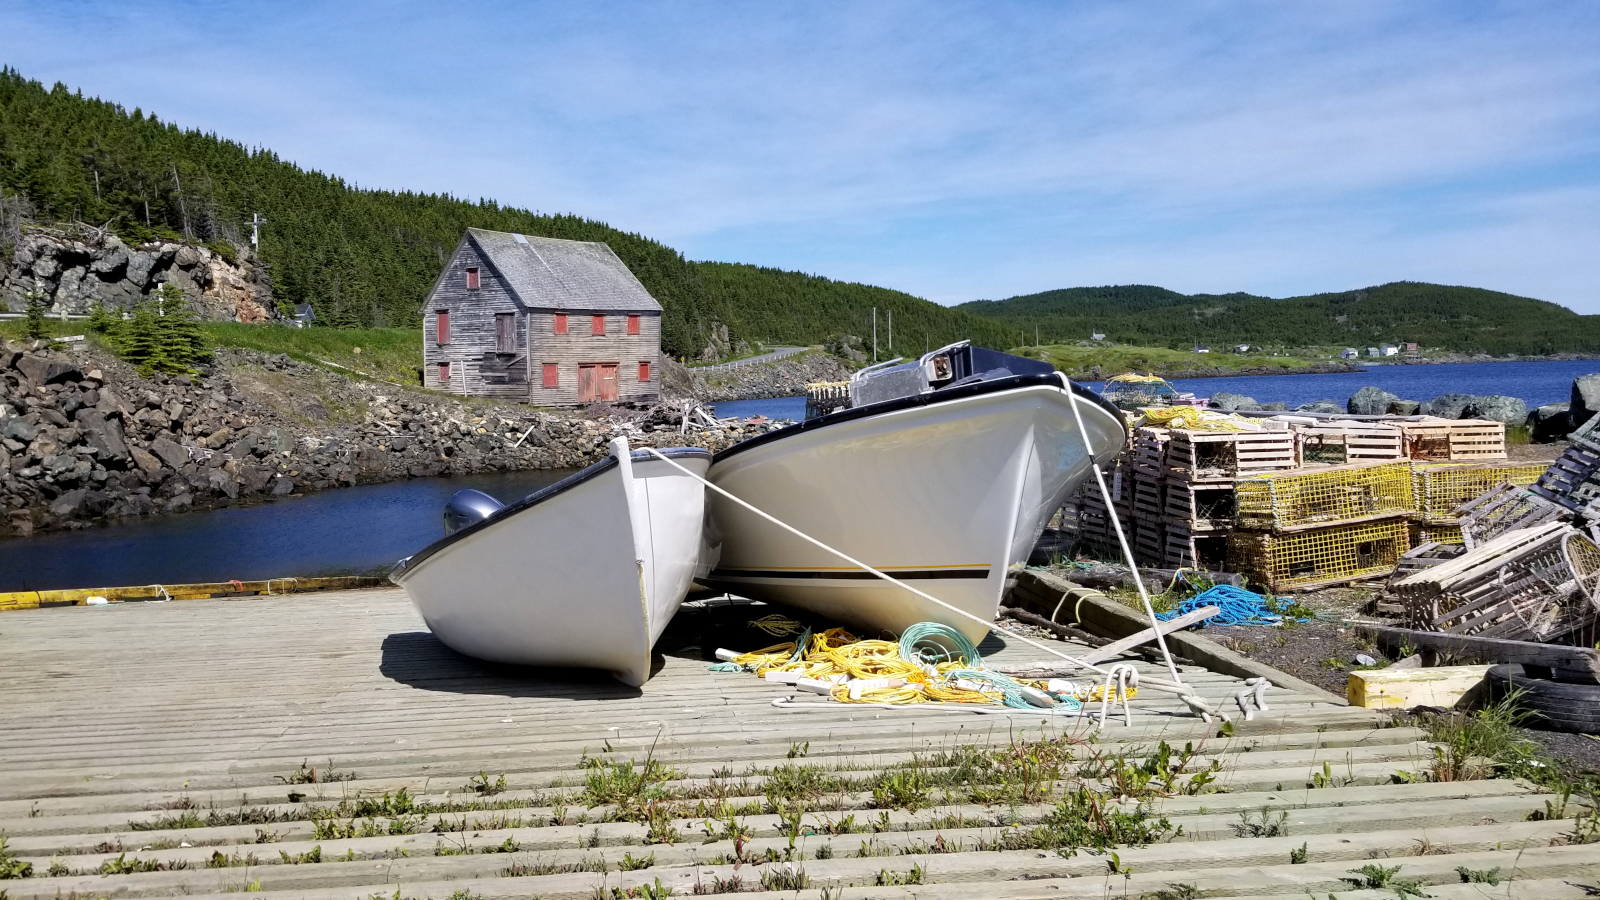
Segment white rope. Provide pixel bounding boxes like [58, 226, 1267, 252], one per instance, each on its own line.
[1058, 372, 1185, 687]
[639, 446, 1225, 717]
[1096, 663, 1138, 729]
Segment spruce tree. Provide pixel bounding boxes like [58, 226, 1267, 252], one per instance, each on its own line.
[23, 285, 49, 339]
[154, 282, 211, 371]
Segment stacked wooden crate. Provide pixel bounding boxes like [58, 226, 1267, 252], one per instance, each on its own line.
[1129, 427, 1171, 565]
[1161, 426, 1295, 569]
[1295, 420, 1405, 466]
[1397, 418, 1507, 462]
[1227, 460, 1416, 591]
[1075, 458, 1130, 560]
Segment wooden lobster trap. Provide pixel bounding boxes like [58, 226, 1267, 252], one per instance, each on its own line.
[1398, 419, 1507, 462]
[1455, 482, 1569, 550]
[1391, 522, 1600, 643]
[1412, 462, 1548, 522]
[1165, 427, 1296, 481]
[1234, 461, 1415, 532]
[1228, 516, 1411, 591]
[1295, 421, 1404, 465]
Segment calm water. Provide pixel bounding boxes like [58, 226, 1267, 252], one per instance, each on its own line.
[716, 359, 1600, 420]
[0, 468, 576, 592]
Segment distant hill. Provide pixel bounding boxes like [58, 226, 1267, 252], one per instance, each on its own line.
[0, 68, 1006, 359]
[955, 282, 1600, 356]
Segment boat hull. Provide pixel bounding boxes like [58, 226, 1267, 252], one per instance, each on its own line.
[702, 378, 1123, 643]
[391, 449, 711, 686]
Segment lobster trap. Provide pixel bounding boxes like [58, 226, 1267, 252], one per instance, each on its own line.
[1234, 461, 1416, 531]
[1295, 422, 1405, 465]
[1165, 428, 1296, 481]
[1412, 462, 1548, 522]
[1398, 419, 1507, 462]
[1227, 517, 1411, 591]
[1455, 483, 1569, 549]
[1392, 523, 1600, 642]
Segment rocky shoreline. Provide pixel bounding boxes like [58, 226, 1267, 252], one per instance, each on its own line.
[688, 349, 852, 401]
[0, 340, 778, 539]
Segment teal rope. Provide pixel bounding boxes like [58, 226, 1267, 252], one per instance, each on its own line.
[1156, 585, 1305, 626]
[948, 668, 1083, 712]
[899, 622, 981, 667]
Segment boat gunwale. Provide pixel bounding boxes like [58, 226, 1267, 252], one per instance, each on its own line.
[389, 447, 712, 581]
[711, 372, 1124, 465]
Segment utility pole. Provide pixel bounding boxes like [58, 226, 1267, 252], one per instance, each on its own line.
[248, 212, 266, 251]
[872, 307, 878, 363]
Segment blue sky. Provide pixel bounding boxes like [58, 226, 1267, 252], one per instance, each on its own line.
[4, 2, 1599, 310]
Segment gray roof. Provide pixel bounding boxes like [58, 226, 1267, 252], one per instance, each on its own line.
[465, 228, 661, 313]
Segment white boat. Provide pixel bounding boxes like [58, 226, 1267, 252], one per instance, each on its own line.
[702, 343, 1125, 644]
[389, 441, 711, 687]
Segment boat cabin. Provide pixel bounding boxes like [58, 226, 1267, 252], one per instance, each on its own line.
[421, 229, 662, 406]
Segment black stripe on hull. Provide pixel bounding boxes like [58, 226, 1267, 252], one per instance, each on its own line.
[708, 568, 992, 581]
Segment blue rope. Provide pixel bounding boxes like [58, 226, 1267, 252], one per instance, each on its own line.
[1156, 585, 1301, 627]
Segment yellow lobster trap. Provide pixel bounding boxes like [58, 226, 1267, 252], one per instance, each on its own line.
[1235, 461, 1416, 532]
[1412, 462, 1548, 521]
[1228, 517, 1411, 591]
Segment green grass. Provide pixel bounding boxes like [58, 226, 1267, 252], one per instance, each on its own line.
[202, 323, 421, 385]
[1026, 343, 1333, 379]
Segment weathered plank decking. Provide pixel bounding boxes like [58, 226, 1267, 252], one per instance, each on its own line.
[1, 589, 1595, 899]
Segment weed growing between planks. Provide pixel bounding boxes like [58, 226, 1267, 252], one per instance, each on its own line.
[1344, 863, 1429, 899]
[0, 838, 32, 879]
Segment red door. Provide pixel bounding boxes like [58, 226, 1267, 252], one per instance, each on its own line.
[577, 364, 618, 402]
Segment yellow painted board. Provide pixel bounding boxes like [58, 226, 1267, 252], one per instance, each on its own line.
[1348, 664, 1493, 709]
[0, 576, 386, 612]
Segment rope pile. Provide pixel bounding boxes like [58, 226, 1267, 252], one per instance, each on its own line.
[1156, 584, 1306, 627]
[710, 621, 1153, 714]
[1136, 407, 1259, 431]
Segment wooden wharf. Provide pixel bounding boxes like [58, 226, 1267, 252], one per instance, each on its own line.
[2, 586, 1596, 899]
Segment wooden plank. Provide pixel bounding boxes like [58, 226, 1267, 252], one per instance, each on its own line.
[1352, 622, 1600, 683]
[1347, 664, 1492, 709]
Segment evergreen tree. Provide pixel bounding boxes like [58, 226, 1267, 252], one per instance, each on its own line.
[22, 284, 49, 339]
[154, 283, 211, 370]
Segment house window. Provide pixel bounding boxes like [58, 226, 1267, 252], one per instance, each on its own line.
[627, 314, 640, 335]
[591, 315, 605, 335]
[495, 313, 515, 353]
[435, 310, 449, 344]
[638, 361, 651, 382]
[465, 267, 480, 290]
[542, 363, 559, 388]
[437, 362, 450, 384]
[554, 313, 568, 334]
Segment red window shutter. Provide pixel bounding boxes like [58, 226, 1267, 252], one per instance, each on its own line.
[554, 313, 568, 335]
[542, 364, 559, 388]
[465, 267, 479, 290]
[437, 362, 450, 383]
[436, 310, 449, 344]
[591, 315, 605, 335]
[627, 315, 640, 335]
[638, 361, 650, 381]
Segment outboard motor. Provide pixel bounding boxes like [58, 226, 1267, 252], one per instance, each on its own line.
[443, 489, 505, 535]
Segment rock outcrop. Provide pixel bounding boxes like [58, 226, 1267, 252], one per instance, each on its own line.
[1, 227, 275, 322]
[1208, 392, 1261, 411]
[689, 350, 854, 401]
[1347, 386, 1399, 416]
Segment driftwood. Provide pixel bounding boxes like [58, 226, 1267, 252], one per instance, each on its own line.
[994, 605, 1219, 677]
[1352, 622, 1600, 684]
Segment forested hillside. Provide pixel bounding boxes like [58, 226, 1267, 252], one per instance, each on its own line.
[957, 282, 1600, 356]
[0, 68, 1005, 357]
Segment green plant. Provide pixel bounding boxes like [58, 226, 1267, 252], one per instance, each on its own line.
[0, 838, 33, 879]
[1290, 842, 1308, 864]
[467, 771, 507, 795]
[99, 854, 173, 874]
[619, 851, 655, 871]
[1456, 866, 1501, 885]
[278, 759, 353, 784]
[813, 843, 834, 859]
[873, 862, 926, 886]
[644, 801, 681, 844]
[1344, 863, 1428, 898]
[1233, 807, 1290, 838]
[1148, 884, 1198, 900]
[1422, 691, 1538, 782]
[787, 741, 809, 759]
[871, 769, 929, 812]
[115, 284, 213, 376]
[22, 286, 48, 340]
[760, 864, 809, 891]
[208, 850, 261, 868]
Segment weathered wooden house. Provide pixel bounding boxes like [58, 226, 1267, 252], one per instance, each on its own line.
[421, 229, 662, 405]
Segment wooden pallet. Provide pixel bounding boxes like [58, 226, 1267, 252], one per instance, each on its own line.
[1165, 428, 1296, 481]
[1296, 421, 1405, 465]
[1398, 419, 1507, 462]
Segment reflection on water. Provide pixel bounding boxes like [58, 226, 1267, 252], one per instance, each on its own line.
[0, 468, 576, 593]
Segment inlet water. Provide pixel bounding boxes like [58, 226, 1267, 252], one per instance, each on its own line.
[0, 468, 576, 593]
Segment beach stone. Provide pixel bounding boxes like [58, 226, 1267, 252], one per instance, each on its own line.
[1258, 402, 1290, 411]
[129, 446, 163, 477]
[1209, 392, 1261, 411]
[1422, 393, 1478, 419]
[1462, 395, 1528, 426]
[1297, 400, 1343, 414]
[1528, 403, 1572, 443]
[1571, 374, 1600, 429]
[149, 435, 189, 470]
[1347, 386, 1399, 416]
[1388, 400, 1421, 415]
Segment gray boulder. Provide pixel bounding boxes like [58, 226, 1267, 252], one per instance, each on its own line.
[1258, 401, 1290, 411]
[1348, 386, 1399, 416]
[1571, 374, 1600, 430]
[126, 251, 155, 286]
[1388, 399, 1422, 415]
[149, 435, 189, 470]
[1423, 393, 1478, 419]
[1528, 403, 1572, 443]
[1209, 392, 1261, 411]
[1297, 400, 1344, 414]
[1463, 395, 1529, 426]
